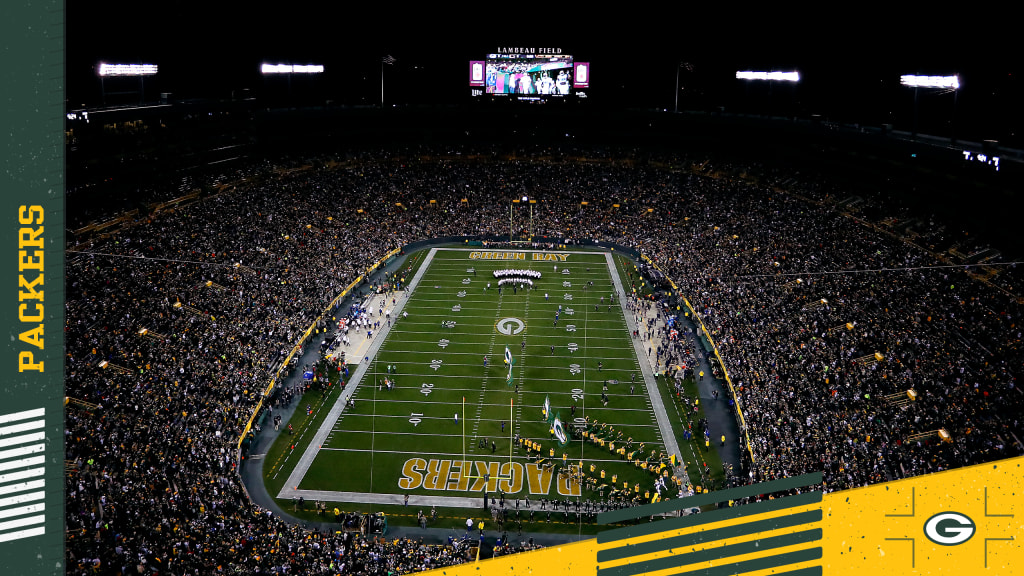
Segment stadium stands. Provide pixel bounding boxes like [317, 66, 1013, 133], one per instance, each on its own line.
[65, 146, 1023, 574]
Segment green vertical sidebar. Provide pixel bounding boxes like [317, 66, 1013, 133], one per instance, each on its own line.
[0, 0, 66, 575]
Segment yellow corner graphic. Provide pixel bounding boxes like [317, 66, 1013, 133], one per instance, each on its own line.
[424, 456, 1022, 575]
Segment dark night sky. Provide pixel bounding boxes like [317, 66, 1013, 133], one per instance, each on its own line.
[65, 5, 1022, 143]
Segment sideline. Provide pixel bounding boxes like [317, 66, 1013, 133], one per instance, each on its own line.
[278, 248, 438, 499]
[606, 252, 689, 488]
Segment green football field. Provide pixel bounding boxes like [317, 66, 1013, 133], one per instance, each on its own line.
[275, 247, 682, 510]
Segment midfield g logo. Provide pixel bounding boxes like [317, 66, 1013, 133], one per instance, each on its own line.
[923, 512, 976, 546]
[495, 317, 525, 336]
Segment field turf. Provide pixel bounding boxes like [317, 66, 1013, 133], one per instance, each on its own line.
[271, 247, 700, 522]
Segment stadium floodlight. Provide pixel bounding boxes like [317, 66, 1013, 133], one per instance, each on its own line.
[902, 74, 961, 139]
[99, 63, 158, 76]
[261, 63, 324, 74]
[736, 71, 800, 82]
[900, 75, 959, 89]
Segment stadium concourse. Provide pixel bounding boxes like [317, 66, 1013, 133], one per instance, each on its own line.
[64, 146, 1023, 575]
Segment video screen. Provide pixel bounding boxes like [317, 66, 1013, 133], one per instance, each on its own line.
[484, 55, 574, 96]
[469, 61, 485, 86]
[573, 62, 589, 88]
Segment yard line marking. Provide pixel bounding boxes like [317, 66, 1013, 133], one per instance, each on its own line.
[378, 340, 632, 351]
[388, 323, 627, 332]
[332, 409, 658, 422]
[319, 428, 659, 440]
[470, 288, 503, 452]
[344, 379, 641, 392]
[512, 265, 534, 442]
[358, 359, 635, 371]
[317, 447, 657, 465]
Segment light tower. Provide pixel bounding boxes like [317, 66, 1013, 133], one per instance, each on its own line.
[900, 74, 960, 141]
[510, 195, 535, 243]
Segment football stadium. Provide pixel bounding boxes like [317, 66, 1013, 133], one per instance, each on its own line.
[7, 8, 1014, 576]
[59, 141, 1024, 572]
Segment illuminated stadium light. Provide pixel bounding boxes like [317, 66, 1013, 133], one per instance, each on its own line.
[900, 74, 959, 89]
[99, 63, 158, 76]
[736, 71, 800, 82]
[261, 63, 324, 74]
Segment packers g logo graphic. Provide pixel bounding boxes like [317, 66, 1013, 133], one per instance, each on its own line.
[923, 512, 976, 546]
[552, 418, 568, 444]
[495, 317, 525, 335]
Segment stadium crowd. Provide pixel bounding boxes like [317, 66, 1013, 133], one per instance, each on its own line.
[623, 174, 1023, 491]
[65, 146, 1023, 574]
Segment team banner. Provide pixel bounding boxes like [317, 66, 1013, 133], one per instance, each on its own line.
[422, 456, 1023, 574]
[504, 346, 514, 387]
[1, 3, 66, 573]
[552, 414, 568, 446]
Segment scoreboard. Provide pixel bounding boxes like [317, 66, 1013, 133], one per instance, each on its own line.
[470, 48, 589, 100]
